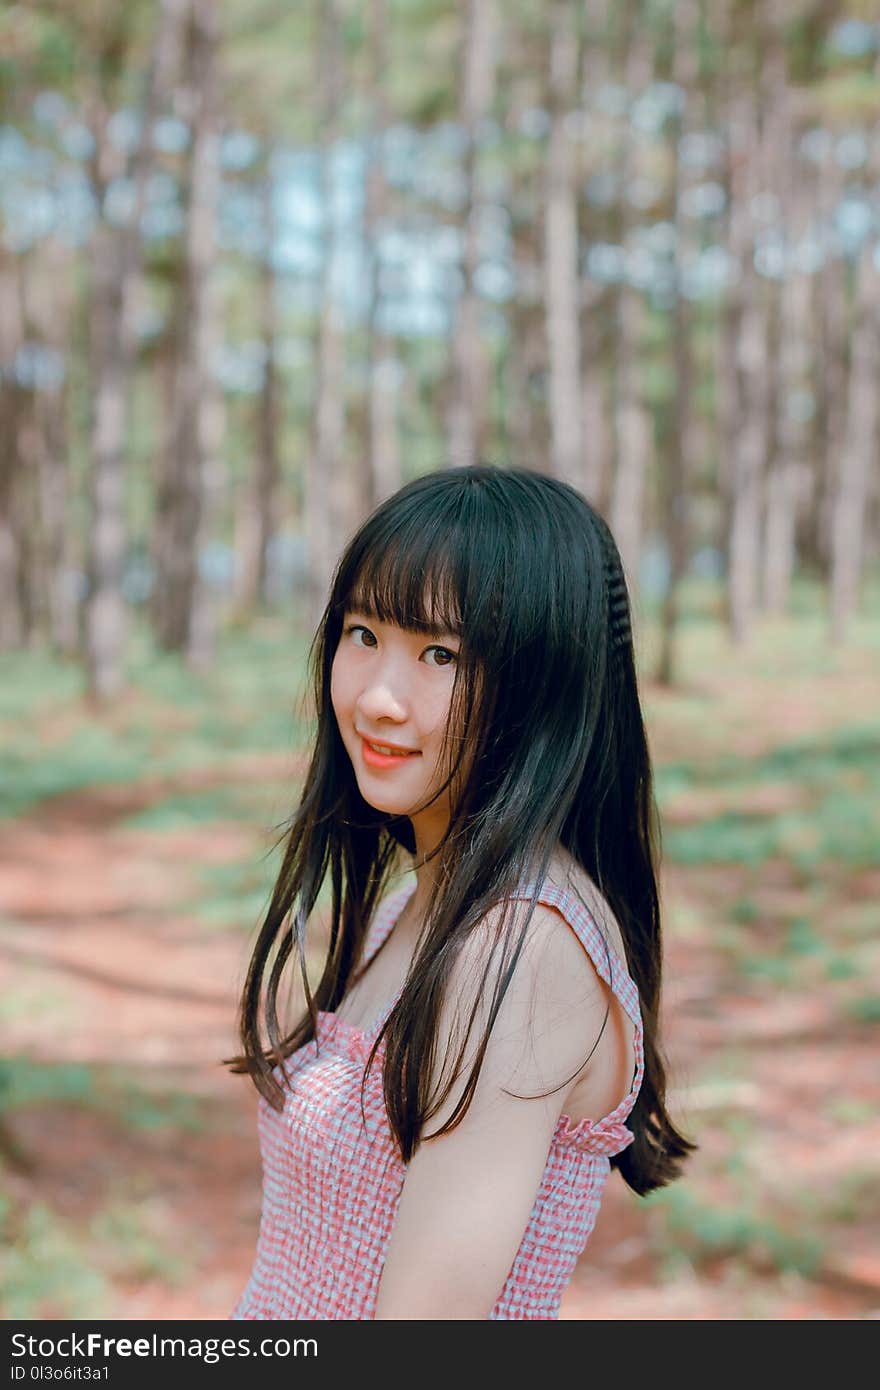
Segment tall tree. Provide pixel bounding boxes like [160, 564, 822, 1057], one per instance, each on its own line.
[579, 0, 614, 508]
[235, 163, 282, 614]
[448, 0, 498, 469]
[502, 29, 547, 471]
[762, 27, 810, 617]
[608, 0, 654, 590]
[364, 0, 401, 510]
[0, 248, 26, 648]
[152, 0, 222, 662]
[829, 81, 880, 639]
[20, 236, 78, 654]
[255, 170, 282, 607]
[85, 0, 188, 698]
[307, 0, 348, 632]
[725, 22, 772, 645]
[656, 0, 700, 685]
[807, 131, 849, 579]
[543, 0, 582, 488]
[752, 25, 786, 618]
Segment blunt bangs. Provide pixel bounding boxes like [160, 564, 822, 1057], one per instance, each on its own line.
[330, 484, 484, 645]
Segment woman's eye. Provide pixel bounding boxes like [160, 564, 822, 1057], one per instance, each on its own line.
[343, 624, 456, 668]
[345, 624, 376, 648]
[425, 646, 457, 668]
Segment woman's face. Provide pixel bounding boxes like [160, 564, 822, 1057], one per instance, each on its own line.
[330, 608, 463, 854]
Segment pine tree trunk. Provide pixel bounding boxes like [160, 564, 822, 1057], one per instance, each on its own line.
[23, 235, 79, 654]
[609, 0, 653, 592]
[808, 136, 851, 581]
[763, 63, 811, 618]
[715, 68, 740, 578]
[365, 0, 400, 510]
[753, 27, 790, 616]
[448, 0, 497, 469]
[726, 88, 769, 646]
[256, 172, 281, 605]
[152, 0, 221, 660]
[829, 207, 880, 638]
[232, 170, 279, 617]
[544, 0, 582, 488]
[580, 281, 613, 509]
[505, 291, 545, 468]
[0, 249, 25, 648]
[34, 384, 77, 654]
[765, 268, 810, 614]
[655, 0, 698, 685]
[505, 148, 545, 469]
[86, 0, 188, 696]
[85, 187, 131, 698]
[306, 0, 347, 633]
[578, 0, 613, 507]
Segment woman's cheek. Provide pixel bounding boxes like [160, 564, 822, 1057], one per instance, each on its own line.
[329, 667, 349, 731]
[329, 649, 348, 699]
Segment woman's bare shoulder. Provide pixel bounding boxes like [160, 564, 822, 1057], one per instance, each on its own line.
[434, 886, 611, 1105]
[544, 845, 629, 967]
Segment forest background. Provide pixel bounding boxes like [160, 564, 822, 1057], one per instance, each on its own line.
[0, 0, 878, 1319]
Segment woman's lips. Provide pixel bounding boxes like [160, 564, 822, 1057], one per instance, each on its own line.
[360, 736, 421, 769]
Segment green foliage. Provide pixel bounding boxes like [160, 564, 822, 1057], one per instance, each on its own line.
[783, 919, 824, 957]
[0, 1190, 191, 1317]
[730, 896, 759, 924]
[0, 621, 309, 820]
[0, 8, 78, 104]
[645, 1185, 825, 1278]
[0, 1058, 91, 1110]
[92, 1200, 190, 1285]
[824, 955, 860, 982]
[847, 994, 880, 1025]
[121, 787, 267, 830]
[660, 724, 880, 871]
[713, 897, 870, 998]
[0, 1056, 205, 1315]
[0, 650, 85, 721]
[192, 855, 277, 931]
[221, 0, 317, 138]
[738, 954, 795, 986]
[811, 70, 880, 120]
[386, 0, 460, 126]
[0, 1057, 207, 1135]
[824, 1096, 876, 1128]
[0, 1198, 110, 1320]
[0, 724, 144, 821]
[821, 1168, 880, 1225]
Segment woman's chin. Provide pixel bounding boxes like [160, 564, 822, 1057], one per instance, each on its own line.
[357, 785, 413, 817]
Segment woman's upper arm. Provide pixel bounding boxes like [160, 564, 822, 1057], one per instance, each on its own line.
[373, 901, 607, 1320]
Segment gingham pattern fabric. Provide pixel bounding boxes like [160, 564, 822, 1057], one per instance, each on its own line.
[231, 876, 645, 1321]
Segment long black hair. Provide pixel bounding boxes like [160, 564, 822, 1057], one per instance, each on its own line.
[227, 465, 696, 1195]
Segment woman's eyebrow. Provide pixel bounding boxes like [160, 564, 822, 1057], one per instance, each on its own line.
[345, 609, 460, 639]
[418, 618, 462, 638]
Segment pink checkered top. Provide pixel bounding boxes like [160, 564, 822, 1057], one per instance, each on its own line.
[231, 875, 644, 1321]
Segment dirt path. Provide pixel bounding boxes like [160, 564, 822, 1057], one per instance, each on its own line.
[2, 773, 878, 1320]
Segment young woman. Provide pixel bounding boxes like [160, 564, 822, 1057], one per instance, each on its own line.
[228, 464, 696, 1320]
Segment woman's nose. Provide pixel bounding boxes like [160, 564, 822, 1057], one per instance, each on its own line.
[357, 679, 408, 721]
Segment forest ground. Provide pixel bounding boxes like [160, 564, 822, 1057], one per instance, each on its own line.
[1, 586, 878, 1319]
